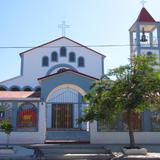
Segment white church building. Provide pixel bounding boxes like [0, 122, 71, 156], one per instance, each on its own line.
[0, 36, 105, 144]
[0, 7, 160, 144]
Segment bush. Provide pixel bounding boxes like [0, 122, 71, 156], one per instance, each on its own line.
[0, 120, 13, 135]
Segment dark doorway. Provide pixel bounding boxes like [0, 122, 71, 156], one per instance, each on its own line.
[52, 104, 73, 129]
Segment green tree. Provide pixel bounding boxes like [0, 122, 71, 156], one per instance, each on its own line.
[78, 55, 160, 148]
[0, 120, 13, 148]
[0, 103, 13, 148]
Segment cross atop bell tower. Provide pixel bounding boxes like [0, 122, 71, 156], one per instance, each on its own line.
[129, 6, 160, 63]
[140, 0, 146, 8]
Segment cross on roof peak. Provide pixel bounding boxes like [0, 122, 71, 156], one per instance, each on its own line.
[58, 21, 70, 37]
[140, 0, 146, 7]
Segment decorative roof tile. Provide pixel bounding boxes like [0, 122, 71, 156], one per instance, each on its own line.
[0, 91, 40, 100]
[137, 7, 156, 22]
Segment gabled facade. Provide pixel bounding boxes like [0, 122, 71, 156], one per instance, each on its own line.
[0, 36, 105, 144]
[0, 37, 105, 91]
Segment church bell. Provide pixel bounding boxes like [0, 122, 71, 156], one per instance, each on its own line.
[140, 27, 148, 42]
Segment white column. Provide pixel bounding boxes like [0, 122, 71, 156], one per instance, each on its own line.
[46, 104, 52, 128]
[38, 102, 46, 143]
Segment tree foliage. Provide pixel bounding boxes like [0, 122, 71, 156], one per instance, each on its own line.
[0, 104, 13, 148]
[79, 55, 160, 147]
[0, 120, 13, 135]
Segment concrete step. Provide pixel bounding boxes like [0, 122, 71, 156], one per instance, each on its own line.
[41, 148, 106, 154]
[45, 140, 90, 144]
[36, 144, 108, 149]
[38, 144, 113, 160]
[46, 131, 90, 141]
[44, 153, 111, 160]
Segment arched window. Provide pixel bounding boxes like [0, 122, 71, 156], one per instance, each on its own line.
[51, 51, 58, 62]
[16, 103, 37, 130]
[35, 87, 41, 92]
[147, 51, 152, 56]
[10, 86, 20, 91]
[69, 52, 76, 62]
[23, 86, 32, 91]
[0, 86, 7, 91]
[78, 57, 85, 67]
[42, 56, 49, 66]
[151, 109, 160, 131]
[60, 47, 67, 57]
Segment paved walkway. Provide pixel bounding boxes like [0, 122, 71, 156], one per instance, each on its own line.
[0, 145, 34, 160]
[1, 144, 160, 159]
[32, 144, 160, 159]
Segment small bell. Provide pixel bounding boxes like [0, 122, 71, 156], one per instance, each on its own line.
[140, 27, 148, 42]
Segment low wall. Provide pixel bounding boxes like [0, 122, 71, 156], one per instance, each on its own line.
[90, 121, 160, 144]
[0, 103, 46, 144]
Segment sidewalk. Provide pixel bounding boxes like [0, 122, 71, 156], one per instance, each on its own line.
[1, 144, 160, 159]
[32, 143, 160, 159]
[0, 145, 34, 160]
[113, 152, 160, 159]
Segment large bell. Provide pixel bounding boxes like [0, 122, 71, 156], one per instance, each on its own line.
[140, 28, 148, 42]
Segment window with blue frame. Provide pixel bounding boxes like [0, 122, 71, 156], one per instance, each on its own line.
[69, 52, 76, 62]
[42, 56, 49, 66]
[97, 120, 119, 132]
[147, 51, 153, 56]
[35, 87, 41, 92]
[122, 111, 141, 131]
[51, 51, 58, 62]
[0, 102, 12, 123]
[78, 57, 85, 67]
[60, 47, 67, 57]
[151, 109, 160, 131]
[10, 86, 20, 91]
[0, 111, 5, 120]
[24, 87, 32, 91]
[0, 86, 6, 91]
[16, 103, 37, 131]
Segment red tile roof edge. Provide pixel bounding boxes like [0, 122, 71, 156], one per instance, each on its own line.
[38, 69, 99, 81]
[136, 7, 156, 22]
[0, 91, 40, 99]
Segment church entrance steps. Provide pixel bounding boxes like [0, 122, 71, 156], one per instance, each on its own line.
[46, 130, 90, 142]
[35, 144, 111, 160]
[45, 140, 90, 144]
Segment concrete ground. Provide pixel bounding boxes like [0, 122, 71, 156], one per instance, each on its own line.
[31, 144, 160, 159]
[0, 145, 34, 160]
[1, 144, 160, 159]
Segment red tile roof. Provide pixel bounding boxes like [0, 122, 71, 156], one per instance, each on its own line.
[38, 69, 99, 81]
[0, 91, 40, 100]
[136, 7, 156, 22]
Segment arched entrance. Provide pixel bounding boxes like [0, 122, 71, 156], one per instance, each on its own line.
[38, 70, 95, 142]
[46, 84, 88, 130]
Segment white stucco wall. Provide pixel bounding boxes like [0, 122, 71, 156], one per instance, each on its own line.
[90, 121, 160, 144]
[0, 103, 46, 144]
[0, 37, 104, 89]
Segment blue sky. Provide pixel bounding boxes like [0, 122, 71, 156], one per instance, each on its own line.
[0, 0, 159, 81]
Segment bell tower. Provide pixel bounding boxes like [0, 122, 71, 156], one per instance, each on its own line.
[129, 7, 160, 63]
